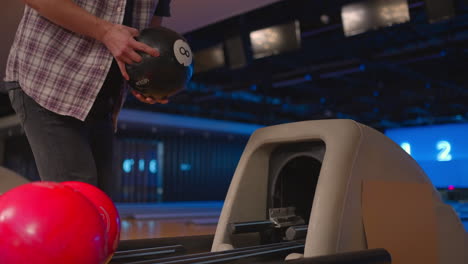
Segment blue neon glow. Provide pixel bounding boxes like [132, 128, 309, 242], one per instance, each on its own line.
[123, 159, 134, 173]
[118, 109, 263, 135]
[149, 159, 158, 174]
[122, 158, 158, 173]
[385, 123, 468, 188]
[436, 140, 452, 162]
[180, 163, 192, 171]
[400, 142, 411, 155]
[270, 98, 281, 105]
[139, 159, 145, 171]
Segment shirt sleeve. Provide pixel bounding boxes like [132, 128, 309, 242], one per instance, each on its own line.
[154, 0, 172, 17]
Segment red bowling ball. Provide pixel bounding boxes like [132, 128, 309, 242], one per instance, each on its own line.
[62, 181, 121, 260]
[0, 182, 107, 264]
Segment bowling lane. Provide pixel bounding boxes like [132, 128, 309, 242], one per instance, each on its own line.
[120, 219, 217, 240]
[116, 201, 221, 240]
[117, 201, 468, 241]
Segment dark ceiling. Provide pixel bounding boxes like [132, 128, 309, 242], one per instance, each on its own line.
[1, 0, 467, 131]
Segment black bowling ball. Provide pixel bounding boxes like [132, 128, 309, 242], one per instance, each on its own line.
[126, 27, 194, 100]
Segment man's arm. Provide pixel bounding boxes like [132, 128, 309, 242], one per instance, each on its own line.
[23, 0, 112, 42]
[22, 0, 158, 80]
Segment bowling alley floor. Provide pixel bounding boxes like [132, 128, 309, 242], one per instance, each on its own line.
[116, 201, 222, 240]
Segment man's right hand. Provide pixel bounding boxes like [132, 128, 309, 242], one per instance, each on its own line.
[100, 24, 159, 81]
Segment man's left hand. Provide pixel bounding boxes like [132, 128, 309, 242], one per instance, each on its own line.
[131, 90, 168, 104]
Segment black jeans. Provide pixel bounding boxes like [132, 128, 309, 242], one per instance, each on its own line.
[7, 61, 122, 197]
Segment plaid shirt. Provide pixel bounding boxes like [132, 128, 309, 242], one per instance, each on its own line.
[5, 0, 163, 121]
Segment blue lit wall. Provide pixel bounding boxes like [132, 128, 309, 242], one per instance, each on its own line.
[114, 139, 163, 203]
[113, 130, 248, 203]
[385, 123, 468, 188]
[113, 110, 255, 202]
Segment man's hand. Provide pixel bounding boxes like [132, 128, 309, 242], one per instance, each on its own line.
[131, 90, 169, 105]
[124, 16, 170, 105]
[100, 24, 159, 81]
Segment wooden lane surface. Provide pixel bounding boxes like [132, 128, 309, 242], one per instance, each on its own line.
[119, 218, 218, 240]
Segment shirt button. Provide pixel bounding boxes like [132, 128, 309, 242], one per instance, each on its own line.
[99, 66, 106, 70]
[117, 7, 122, 12]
